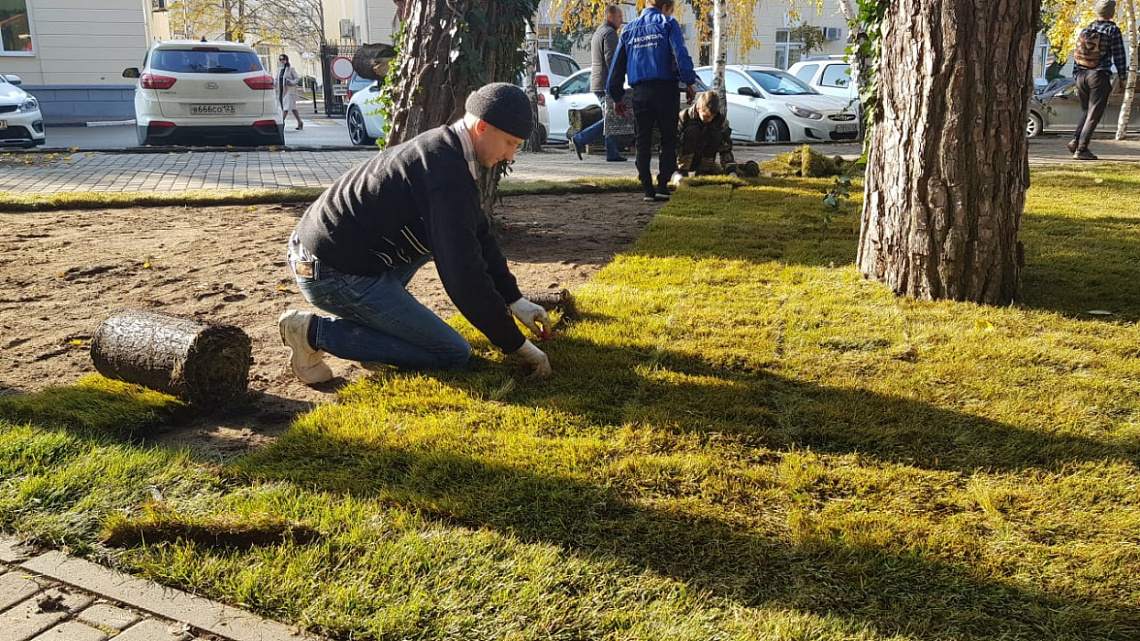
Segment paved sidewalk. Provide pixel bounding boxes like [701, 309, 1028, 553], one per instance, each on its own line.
[0, 536, 319, 641]
[1, 137, 1136, 197]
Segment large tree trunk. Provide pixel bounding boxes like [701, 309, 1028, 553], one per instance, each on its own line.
[857, 1, 1038, 304]
[386, 0, 538, 215]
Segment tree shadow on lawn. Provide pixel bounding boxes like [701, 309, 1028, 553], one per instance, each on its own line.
[1019, 211, 1140, 321]
[456, 336, 1139, 475]
[235, 338, 1140, 639]
[240, 419, 1139, 638]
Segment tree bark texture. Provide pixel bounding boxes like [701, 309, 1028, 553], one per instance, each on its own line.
[857, 1, 1038, 304]
[386, 0, 539, 215]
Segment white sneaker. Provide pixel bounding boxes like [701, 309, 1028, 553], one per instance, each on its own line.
[278, 309, 333, 384]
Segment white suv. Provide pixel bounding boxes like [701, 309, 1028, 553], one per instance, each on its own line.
[124, 40, 284, 147]
[0, 74, 45, 148]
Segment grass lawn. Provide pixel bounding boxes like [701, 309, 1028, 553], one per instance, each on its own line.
[3, 166, 1140, 640]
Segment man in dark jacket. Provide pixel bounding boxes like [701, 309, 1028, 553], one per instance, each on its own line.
[677, 91, 735, 176]
[1071, 0, 1127, 160]
[607, 0, 698, 202]
[278, 83, 552, 383]
[570, 5, 626, 162]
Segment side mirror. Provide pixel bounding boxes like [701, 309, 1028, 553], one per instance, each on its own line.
[551, 86, 560, 99]
[123, 68, 140, 79]
[738, 86, 759, 98]
[3, 74, 21, 85]
[369, 83, 382, 93]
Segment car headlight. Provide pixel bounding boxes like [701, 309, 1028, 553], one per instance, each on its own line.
[787, 104, 822, 120]
[17, 96, 38, 113]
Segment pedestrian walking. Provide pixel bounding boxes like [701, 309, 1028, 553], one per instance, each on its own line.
[279, 83, 553, 384]
[571, 5, 627, 162]
[1070, 0, 1127, 160]
[277, 54, 304, 131]
[607, 0, 698, 202]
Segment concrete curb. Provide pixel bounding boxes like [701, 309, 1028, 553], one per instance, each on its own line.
[1, 535, 322, 641]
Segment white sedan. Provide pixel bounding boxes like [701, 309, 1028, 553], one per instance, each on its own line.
[695, 65, 859, 143]
[545, 69, 708, 143]
[0, 73, 45, 148]
[345, 79, 386, 146]
[544, 69, 596, 142]
[125, 40, 284, 147]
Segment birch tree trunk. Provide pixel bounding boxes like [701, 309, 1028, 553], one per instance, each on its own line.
[711, 0, 728, 109]
[1115, 0, 1138, 140]
[857, 0, 1038, 304]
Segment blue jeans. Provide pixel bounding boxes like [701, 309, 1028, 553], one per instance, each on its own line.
[571, 92, 624, 161]
[290, 253, 471, 370]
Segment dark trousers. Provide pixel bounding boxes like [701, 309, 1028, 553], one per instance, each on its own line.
[630, 80, 681, 196]
[679, 125, 721, 173]
[1074, 69, 1112, 151]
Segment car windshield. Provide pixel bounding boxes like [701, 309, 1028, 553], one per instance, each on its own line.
[151, 48, 262, 74]
[746, 70, 817, 96]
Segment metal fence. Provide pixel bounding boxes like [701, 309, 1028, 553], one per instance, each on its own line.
[319, 39, 360, 117]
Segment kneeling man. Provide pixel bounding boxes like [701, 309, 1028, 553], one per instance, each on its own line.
[279, 83, 552, 383]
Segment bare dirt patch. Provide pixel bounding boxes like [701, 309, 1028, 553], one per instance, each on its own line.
[0, 193, 656, 456]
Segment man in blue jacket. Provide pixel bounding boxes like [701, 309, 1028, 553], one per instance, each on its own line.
[607, 0, 698, 202]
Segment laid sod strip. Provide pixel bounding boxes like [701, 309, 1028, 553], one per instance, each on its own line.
[4, 169, 1140, 639]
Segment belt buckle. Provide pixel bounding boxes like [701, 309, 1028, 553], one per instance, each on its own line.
[294, 260, 315, 278]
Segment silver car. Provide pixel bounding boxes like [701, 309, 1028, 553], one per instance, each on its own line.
[1027, 79, 1140, 137]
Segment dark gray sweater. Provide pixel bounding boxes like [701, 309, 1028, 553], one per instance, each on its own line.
[295, 125, 526, 352]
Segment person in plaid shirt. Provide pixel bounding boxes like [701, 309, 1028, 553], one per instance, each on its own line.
[1071, 0, 1128, 160]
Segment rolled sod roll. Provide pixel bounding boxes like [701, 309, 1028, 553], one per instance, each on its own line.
[91, 309, 251, 404]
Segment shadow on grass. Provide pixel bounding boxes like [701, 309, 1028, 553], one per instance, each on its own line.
[238, 410, 1140, 639]
[0, 382, 312, 453]
[452, 337, 1138, 475]
[1019, 211, 1140, 321]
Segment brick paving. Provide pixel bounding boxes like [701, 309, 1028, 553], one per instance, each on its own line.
[1, 137, 1134, 198]
[0, 537, 318, 641]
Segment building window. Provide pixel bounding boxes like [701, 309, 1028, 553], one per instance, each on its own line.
[773, 29, 801, 70]
[0, 0, 33, 55]
[152, 0, 167, 10]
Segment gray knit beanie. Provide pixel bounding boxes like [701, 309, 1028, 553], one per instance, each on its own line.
[1095, 0, 1116, 17]
[464, 83, 533, 140]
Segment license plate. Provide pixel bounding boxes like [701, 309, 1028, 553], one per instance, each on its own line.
[836, 123, 858, 133]
[191, 104, 235, 115]
[0, 121, 6, 130]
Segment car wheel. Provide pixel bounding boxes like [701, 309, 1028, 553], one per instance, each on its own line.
[1026, 111, 1042, 138]
[347, 106, 374, 146]
[759, 118, 790, 143]
[537, 124, 548, 145]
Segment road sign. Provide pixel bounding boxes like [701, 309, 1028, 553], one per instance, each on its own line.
[330, 56, 354, 81]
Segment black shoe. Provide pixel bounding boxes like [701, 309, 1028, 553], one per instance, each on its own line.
[643, 193, 658, 202]
[572, 141, 584, 161]
[606, 156, 628, 162]
[654, 192, 671, 202]
[1074, 149, 1098, 160]
[1067, 139, 1079, 154]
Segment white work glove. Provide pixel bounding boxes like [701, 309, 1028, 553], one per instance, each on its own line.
[509, 298, 551, 339]
[512, 339, 551, 379]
